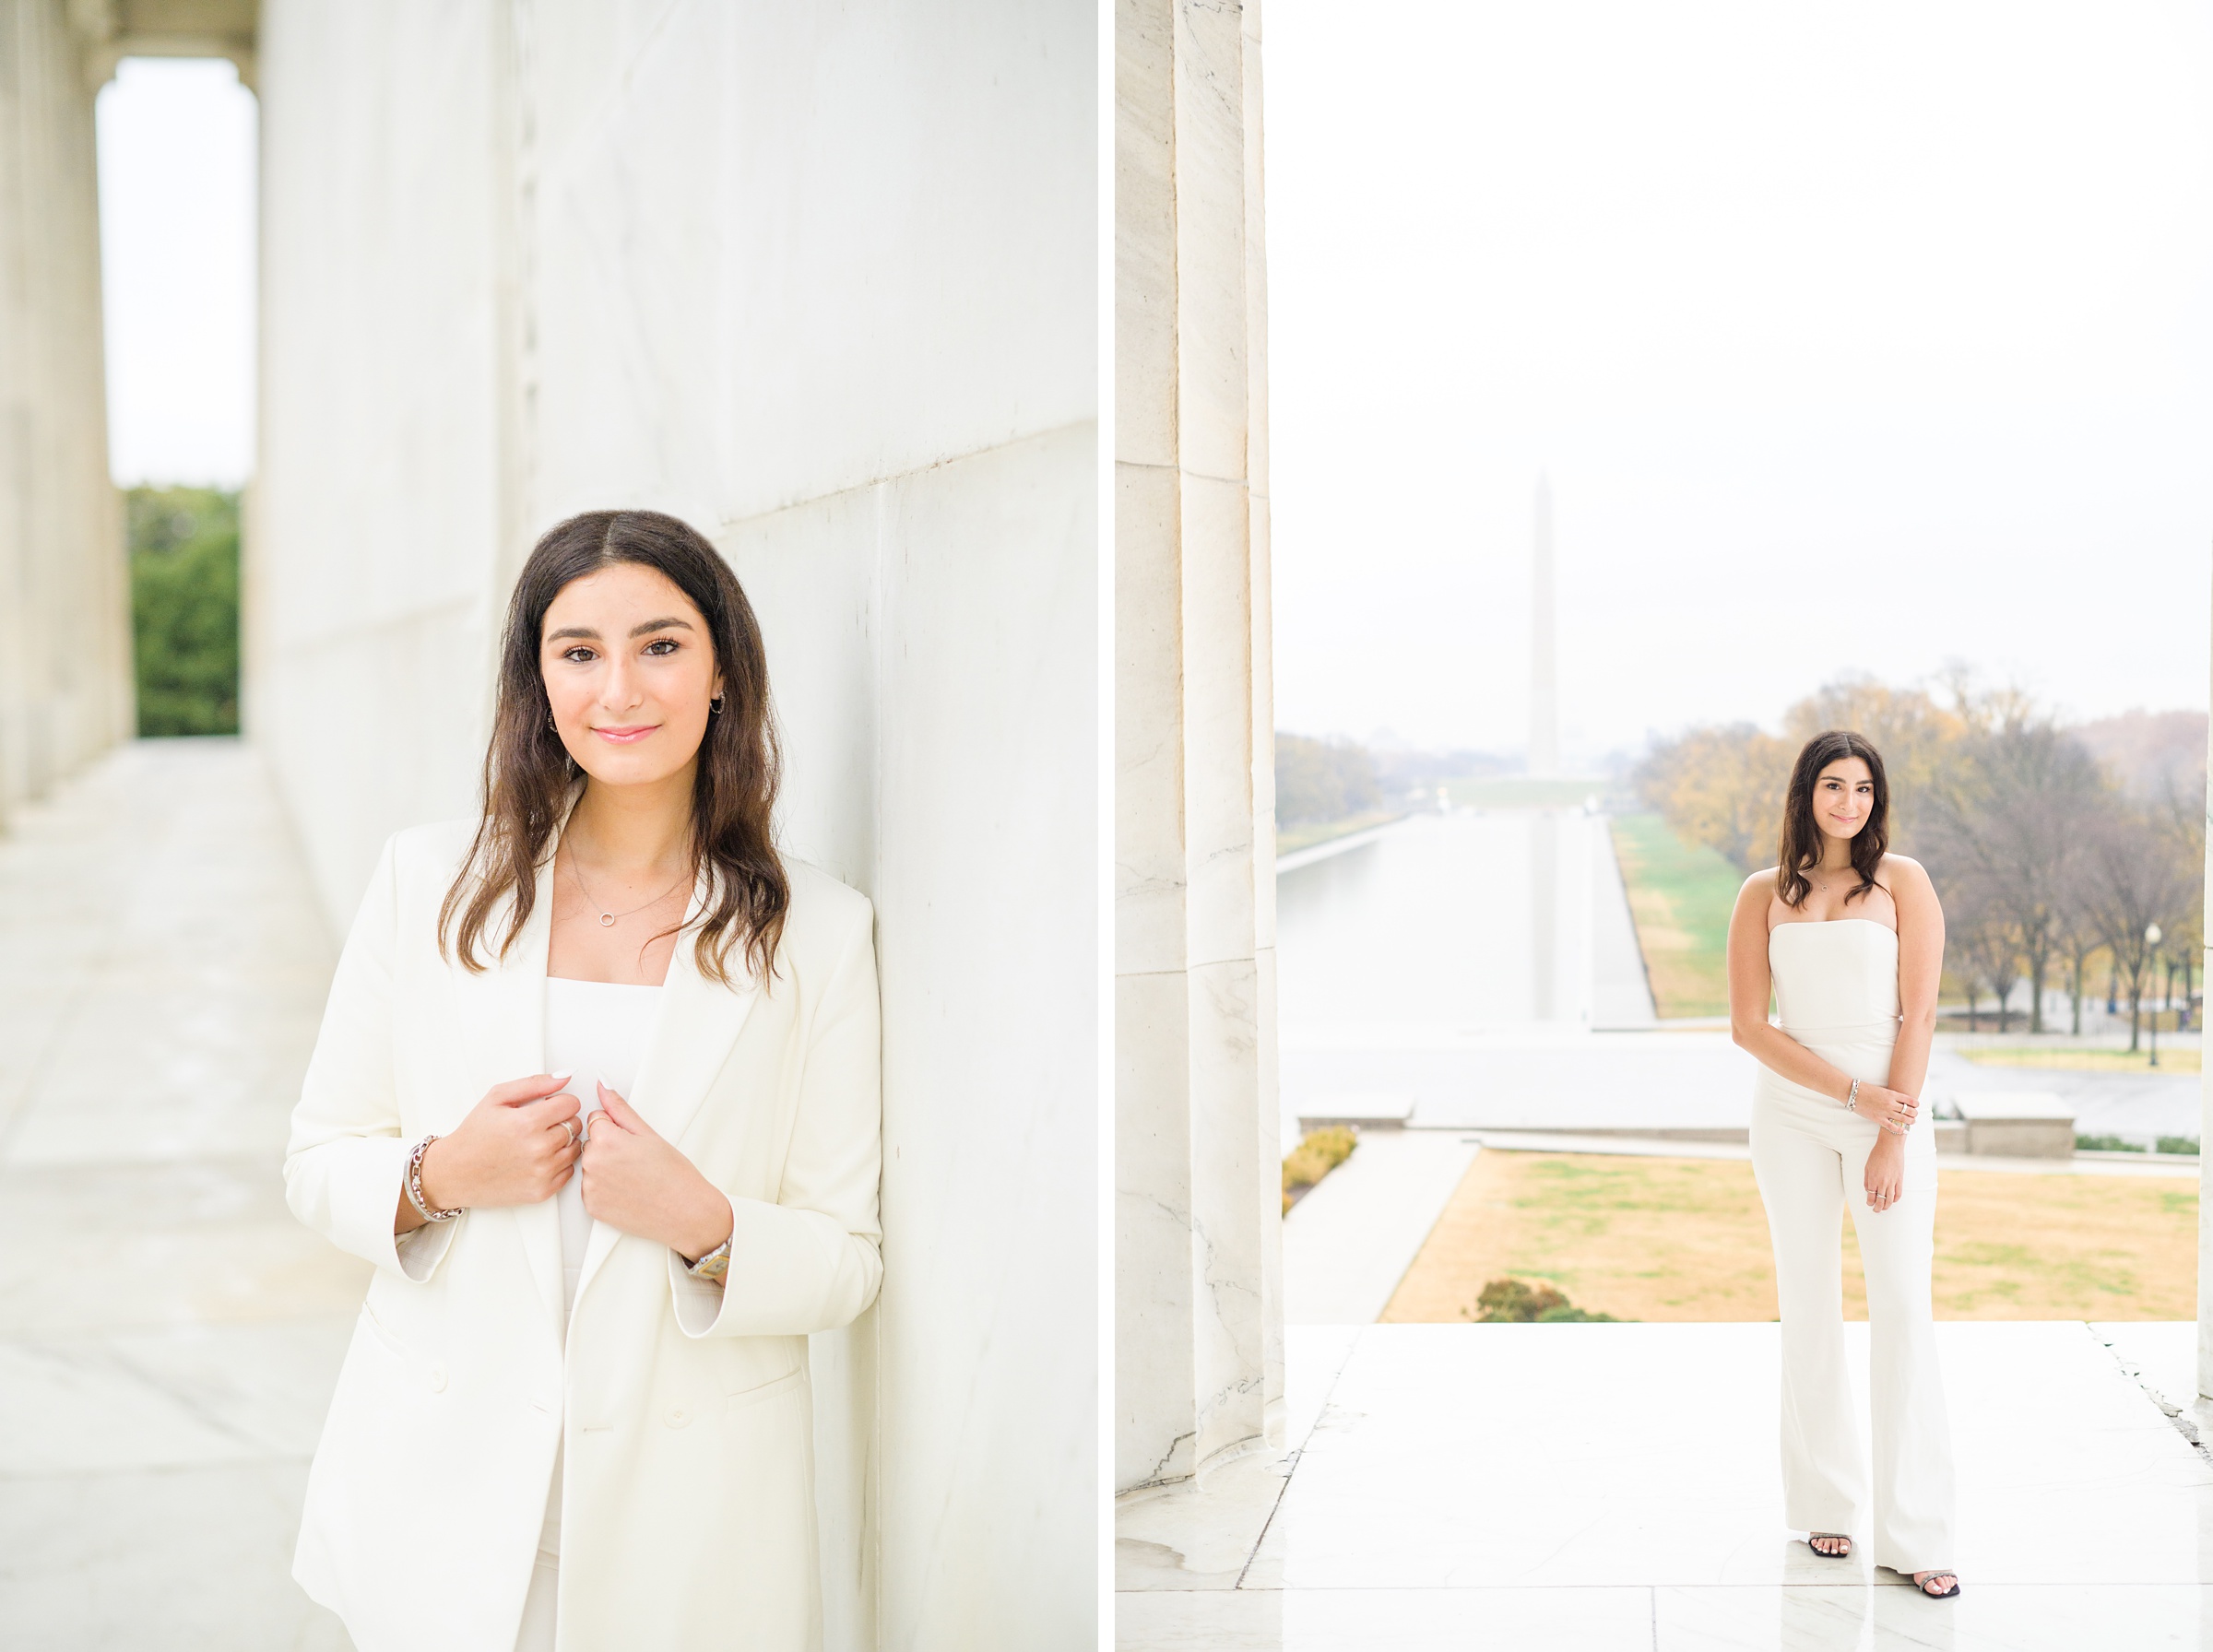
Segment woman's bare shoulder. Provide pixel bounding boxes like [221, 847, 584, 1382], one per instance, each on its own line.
[1735, 866, 1781, 912]
[1878, 853, 1933, 892]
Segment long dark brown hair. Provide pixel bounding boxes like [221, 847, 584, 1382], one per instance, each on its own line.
[439, 510, 787, 985]
[1776, 729, 1889, 909]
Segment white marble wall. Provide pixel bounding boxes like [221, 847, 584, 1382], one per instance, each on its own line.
[0, 3, 136, 821]
[2199, 587, 2213, 1411]
[1115, 0, 1280, 1494]
[254, 4, 1095, 1645]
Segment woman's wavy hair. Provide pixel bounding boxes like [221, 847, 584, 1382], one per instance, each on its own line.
[438, 510, 787, 985]
[1776, 728, 1889, 910]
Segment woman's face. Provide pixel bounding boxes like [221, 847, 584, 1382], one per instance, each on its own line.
[540, 562, 722, 791]
[1812, 756, 1876, 843]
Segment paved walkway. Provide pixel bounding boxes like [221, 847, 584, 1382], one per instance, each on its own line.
[1282, 1132, 1483, 1325]
[0, 740, 358, 1647]
[1118, 1320, 2213, 1648]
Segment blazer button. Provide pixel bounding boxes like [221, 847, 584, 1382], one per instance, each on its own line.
[429, 1366, 447, 1393]
[666, 1407, 689, 1428]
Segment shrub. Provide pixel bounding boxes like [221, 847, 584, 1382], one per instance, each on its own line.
[2158, 1136, 2200, 1157]
[2076, 1133, 2145, 1153]
[1281, 1126, 1357, 1213]
[1470, 1277, 1620, 1323]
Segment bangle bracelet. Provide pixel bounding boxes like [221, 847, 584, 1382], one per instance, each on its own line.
[406, 1135, 464, 1223]
[1845, 1079, 1860, 1115]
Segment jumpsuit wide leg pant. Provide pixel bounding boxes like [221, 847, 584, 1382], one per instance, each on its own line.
[1750, 1079, 1956, 1574]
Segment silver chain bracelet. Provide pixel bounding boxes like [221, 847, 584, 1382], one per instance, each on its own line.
[1844, 1079, 1860, 1115]
[406, 1134, 464, 1223]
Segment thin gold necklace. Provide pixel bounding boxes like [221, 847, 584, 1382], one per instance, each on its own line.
[564, 849, 689, 929]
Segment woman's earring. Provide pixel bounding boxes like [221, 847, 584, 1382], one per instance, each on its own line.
[549, 712, 558, 732]
[710, 693, 725, 714]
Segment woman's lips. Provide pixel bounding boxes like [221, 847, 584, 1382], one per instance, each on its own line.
[592, 724, 658, 744]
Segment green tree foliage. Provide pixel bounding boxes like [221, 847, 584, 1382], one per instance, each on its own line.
[1632, 722, 1793, 870]
[128, 486, 241, 737]
[1274, 731, 1380, 825]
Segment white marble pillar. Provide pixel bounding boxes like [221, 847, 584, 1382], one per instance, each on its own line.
[0, 2, 136, 824]
[2198, 565, 2213, 1407]
[1116, 0, 1280, 1494]
[1529, 475, 1559, 777]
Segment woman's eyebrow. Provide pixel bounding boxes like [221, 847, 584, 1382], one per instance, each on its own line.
[630, 617, 693, 637]
[546, 624, 599, 642]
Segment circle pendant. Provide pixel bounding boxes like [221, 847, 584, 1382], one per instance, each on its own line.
[598, 912, 616, 927]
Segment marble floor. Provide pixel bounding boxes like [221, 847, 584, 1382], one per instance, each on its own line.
[0, 740, 361, 1648]
[1118, 1320, 2213, 1649]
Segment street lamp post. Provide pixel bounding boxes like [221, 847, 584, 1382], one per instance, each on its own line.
[2148, 923, 2164, 1068]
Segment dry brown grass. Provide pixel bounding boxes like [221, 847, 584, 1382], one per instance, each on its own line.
[1382, 1150, 2198, 1324]
[1960, 1045, 2201, 1075]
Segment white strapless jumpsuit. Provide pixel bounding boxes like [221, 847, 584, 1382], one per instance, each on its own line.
[1749, 919, 1956, 1573]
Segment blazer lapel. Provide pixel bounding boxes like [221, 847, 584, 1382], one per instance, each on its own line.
[482, 855, 564, 1339]
[574, 890, 762, 1304]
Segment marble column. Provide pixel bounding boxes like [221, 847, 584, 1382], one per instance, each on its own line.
[2198, 568, 2213, 1408]
[0, 2, 137, 825]
[1116, 0, 1280, 1494]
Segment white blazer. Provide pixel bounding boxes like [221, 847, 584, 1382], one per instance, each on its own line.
[285, 820, 882, 1652]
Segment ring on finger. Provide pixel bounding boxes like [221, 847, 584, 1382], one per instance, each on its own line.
[559, 1118, 579, 1148]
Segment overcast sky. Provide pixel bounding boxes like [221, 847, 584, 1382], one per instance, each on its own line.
[96, 57, 256, 489]
[1265, 1, 2213, 764]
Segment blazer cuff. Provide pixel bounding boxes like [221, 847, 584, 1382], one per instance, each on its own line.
[330, 1137, 462, 1284]
[667, 1193, 737, 1338]
[394, 1211, 462, 1282]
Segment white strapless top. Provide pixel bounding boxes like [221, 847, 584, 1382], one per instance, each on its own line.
[545, 975, 664, 1316]
[1768, 919, 1900, 1039]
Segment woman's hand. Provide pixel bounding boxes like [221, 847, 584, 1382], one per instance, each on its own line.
[400, 1073, 582, 1232]
[1864, 1129, 1905, 1213]
[1853, 1083, 1918, 1136]
[579, 1084, 735, 1261]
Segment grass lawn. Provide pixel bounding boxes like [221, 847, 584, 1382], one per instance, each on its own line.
[1383, 1150, 2197, 1324]
[1609, 813, 1743, 1018]
[1960, 1045, 2202, 1075]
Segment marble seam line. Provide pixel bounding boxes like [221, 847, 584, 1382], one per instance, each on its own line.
[1115, 457, 1251, 490]
[1137, 1431, 1197, 1489]
[1234, 1328, 1365, 1589]
[2093, 1323, 2212, 1460]
[717, 416, 1096, 534]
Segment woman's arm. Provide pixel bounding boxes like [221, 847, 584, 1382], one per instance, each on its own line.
[666, 908, 884, 1340]
[283, 836, 457, 1281]
[1883, 856, 1945, 1102]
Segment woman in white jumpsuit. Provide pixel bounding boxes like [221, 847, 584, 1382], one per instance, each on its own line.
[1727, 728, 1959, 1599]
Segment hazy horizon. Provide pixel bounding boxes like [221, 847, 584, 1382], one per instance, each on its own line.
[1266, 2, 2213, 765]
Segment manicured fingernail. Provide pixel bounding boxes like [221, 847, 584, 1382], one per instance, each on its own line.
[550, 1070, 572, 1085]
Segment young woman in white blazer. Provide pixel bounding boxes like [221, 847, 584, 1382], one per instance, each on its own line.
[285, 510, 882, 1651]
